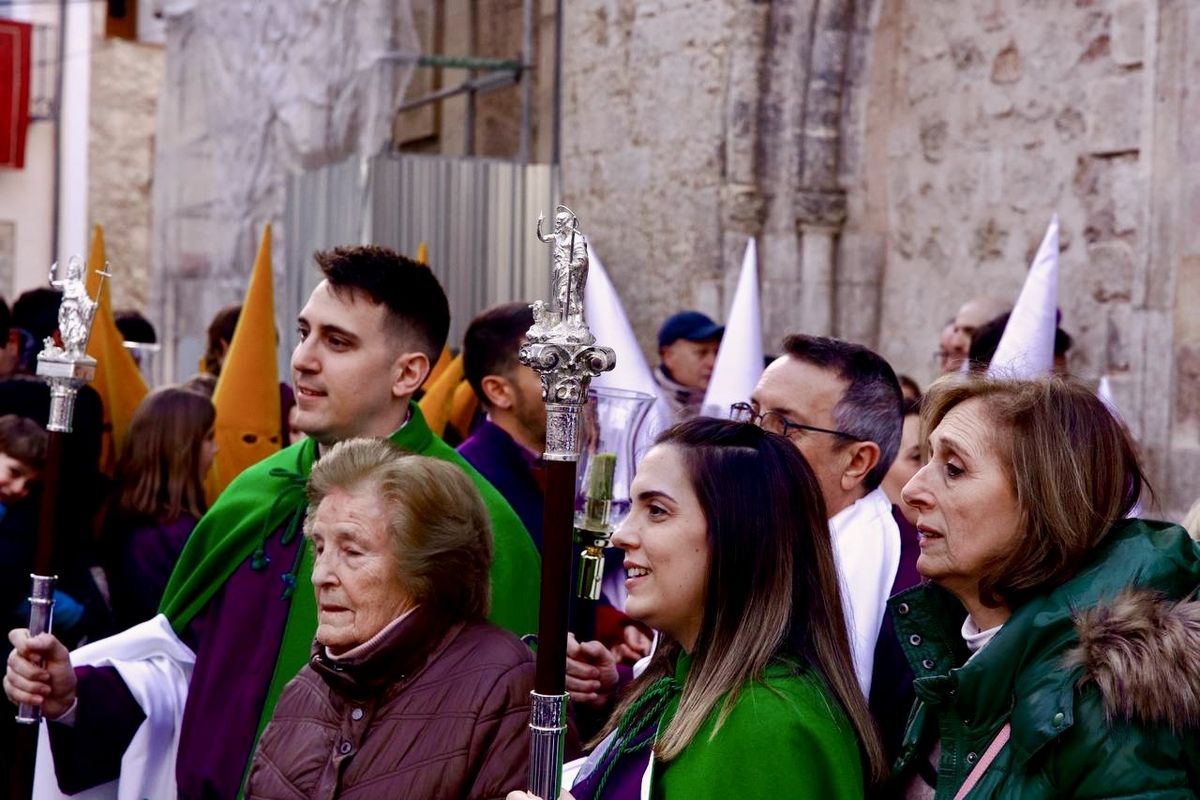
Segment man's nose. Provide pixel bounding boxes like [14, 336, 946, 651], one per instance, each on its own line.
[292, 339, 317, 373]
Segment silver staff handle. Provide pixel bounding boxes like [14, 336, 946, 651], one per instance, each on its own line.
[15, 574, 57, 724]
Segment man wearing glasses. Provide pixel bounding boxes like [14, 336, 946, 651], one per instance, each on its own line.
[733, 333, 903, 697]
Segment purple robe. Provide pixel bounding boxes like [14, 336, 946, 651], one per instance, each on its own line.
[106, 514, 199, 632]
[50, 524, 301, 799]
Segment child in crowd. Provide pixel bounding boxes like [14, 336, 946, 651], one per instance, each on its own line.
[0, 414, 49, 621]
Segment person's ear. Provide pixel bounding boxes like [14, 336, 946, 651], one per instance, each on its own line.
[840, 440, 881, 493]
[480, 374, 514, 409]
[391, 351, 431, 399]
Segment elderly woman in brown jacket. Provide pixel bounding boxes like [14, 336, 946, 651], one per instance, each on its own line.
[246, 438, 534, 800]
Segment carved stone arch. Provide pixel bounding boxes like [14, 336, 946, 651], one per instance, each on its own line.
[735, 0, 884, 348]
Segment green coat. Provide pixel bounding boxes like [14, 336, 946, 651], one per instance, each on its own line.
[890, 519, 1200, 799]
[652, 654, 865, 799]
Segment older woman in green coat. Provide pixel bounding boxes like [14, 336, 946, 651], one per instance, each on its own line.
[890, 376, 1200, 798]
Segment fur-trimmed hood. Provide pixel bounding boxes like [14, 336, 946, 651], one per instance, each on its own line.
[1066, 587, 1200, 731]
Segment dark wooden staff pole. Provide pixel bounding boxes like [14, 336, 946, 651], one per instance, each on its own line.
[535, 461, 577, 694]
[10, 429, 66, 800]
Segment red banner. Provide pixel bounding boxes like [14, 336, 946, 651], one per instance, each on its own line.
[0, 20, 32, 170]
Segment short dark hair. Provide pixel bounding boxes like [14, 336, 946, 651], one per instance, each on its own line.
[780, 334, 903, 491]
[0, 296, 11, 338]
[462, 303, 534, 408]
[315, 245, 450, 364]
[0, 414, 48, 472]
[12, 288, 63, 344]
[921, 375, 1146, 609]
[114, 310, 157, 344]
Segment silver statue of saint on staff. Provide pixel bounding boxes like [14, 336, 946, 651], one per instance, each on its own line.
[532, 207, 591, 342]
[522, 206, 615, 459]
[36, 256, 108, 432]
[42, 254, 106, 363]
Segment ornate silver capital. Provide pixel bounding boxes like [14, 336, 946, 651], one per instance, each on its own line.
[521, 207, 616, 461]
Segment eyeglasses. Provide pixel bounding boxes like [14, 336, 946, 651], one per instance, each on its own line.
[729, 402, 863, 441]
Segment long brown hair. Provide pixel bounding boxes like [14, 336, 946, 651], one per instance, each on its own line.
[597, 418, 886, 783]
[115, 386, 215, 522]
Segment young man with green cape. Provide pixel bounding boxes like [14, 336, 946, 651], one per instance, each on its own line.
[6, 246, 541, 798]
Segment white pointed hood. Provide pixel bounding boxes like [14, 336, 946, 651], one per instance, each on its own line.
[584, 242, 673, 434]
[988, 214, 1060, 379]
[702, 238, 764, 418]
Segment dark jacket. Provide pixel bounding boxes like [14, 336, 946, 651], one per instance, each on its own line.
[246, 606, 535, 800]
[103, 512, 198, 631]
[890, 518, 1200, 798]
[458, 419, 544, 550]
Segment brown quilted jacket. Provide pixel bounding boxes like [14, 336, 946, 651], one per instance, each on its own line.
[245, 606, 534, 800]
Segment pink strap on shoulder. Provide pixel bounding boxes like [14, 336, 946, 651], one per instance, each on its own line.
[953, 723, 1011, 800]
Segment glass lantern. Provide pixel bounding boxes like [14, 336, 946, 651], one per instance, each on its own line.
[573, 387, 655, 616]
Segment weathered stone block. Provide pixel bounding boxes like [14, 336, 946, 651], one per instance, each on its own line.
[1106, 303, 1133, 372]
[919, 117, 949, 163]
[971, 218, 1009, 262]
[1175, 344, 1200, 425]
[991, 42, 1022, 84]
[1110, 155, 1144, 235]
[1182, 176, 1200, 255]
[1176, 255, 1200, 343]
[1055, 107, 1087, 143]
[1087, 240, 1135, 303]
[1085, 74, 1142, 154]
[1111, 0, 1146, 67]
[1167, 446, 1200, 522]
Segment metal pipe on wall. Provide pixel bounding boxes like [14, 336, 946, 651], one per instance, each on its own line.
[518, 0, 534, 163]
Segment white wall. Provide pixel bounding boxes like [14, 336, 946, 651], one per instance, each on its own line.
[0, 0, 89, 298]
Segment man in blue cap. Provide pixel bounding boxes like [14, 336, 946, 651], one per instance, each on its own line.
[654, 310, 723, 421]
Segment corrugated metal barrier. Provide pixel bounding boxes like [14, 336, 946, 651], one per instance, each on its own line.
[283, 153, 557, 356]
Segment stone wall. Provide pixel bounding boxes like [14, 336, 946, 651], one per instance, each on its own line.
[858, 0, 1194, 517]
[85, 1, 1199, 517]
[560, 0, 738, 355]
[866, 0, 1146, 388]
[87, 5, 163, 312]
[557, 0, 1197, 518]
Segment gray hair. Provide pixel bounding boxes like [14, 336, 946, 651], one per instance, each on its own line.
[304, 438, 493, 620]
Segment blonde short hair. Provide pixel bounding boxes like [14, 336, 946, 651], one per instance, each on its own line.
[304, 438, 493, 620]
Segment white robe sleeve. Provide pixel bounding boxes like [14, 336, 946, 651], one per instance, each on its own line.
[34, 614, 195, 800]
